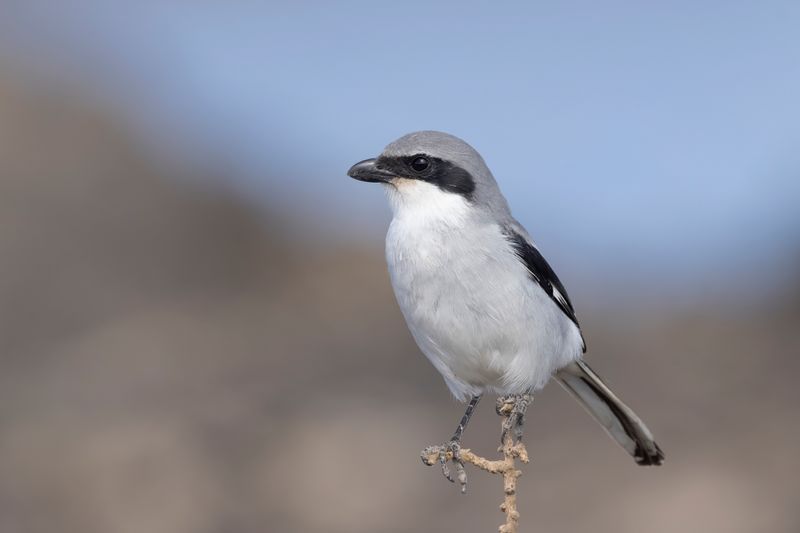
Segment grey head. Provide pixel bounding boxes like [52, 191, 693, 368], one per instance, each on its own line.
[347, 131, 513, 218]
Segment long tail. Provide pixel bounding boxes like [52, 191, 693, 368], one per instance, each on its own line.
[556, 360, 664, 466]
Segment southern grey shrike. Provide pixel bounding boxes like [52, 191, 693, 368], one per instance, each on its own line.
[347, 131, 663, 482]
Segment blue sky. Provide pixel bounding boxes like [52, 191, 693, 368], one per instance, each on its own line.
[1, 1, 798, 303]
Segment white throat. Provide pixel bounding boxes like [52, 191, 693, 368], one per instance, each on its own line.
[383, 178, 472, 227]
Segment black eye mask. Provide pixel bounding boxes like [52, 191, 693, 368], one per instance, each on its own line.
[374, 154, 476, 200]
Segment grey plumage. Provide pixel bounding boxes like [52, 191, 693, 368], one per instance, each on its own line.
[348, 130, 664, 466]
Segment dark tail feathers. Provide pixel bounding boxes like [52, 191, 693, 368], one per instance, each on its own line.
[556, 360, 664, 466]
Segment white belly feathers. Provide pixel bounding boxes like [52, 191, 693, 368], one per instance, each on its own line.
[383, 181, 583, 401]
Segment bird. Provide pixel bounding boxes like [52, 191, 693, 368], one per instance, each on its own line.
[347, 131, 664, 483]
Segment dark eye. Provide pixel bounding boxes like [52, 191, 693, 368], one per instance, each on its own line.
[410, 156, 429, 172]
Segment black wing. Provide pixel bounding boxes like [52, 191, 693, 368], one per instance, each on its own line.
[504, 227, 585, 351]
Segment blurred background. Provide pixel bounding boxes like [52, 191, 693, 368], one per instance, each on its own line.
[0, 1, 798, 532]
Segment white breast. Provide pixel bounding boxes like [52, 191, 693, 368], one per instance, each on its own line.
[383, 180, 583, 401]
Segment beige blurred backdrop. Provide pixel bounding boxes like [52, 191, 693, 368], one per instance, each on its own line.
[0, 68, 798, 533]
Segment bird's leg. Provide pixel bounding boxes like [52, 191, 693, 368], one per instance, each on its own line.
[421, 394, 482, 493]
[497, 392, 533, 444]
[452, 393, 482, 443]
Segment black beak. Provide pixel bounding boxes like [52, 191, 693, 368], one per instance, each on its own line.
[347, 158, 395, 183]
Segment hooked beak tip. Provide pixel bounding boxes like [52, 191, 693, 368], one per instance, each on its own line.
[347, 158, 393, 183]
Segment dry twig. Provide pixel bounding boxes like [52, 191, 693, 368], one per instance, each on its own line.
[422, 395, 531, 533]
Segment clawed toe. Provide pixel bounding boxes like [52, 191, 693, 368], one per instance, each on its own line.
[496, 393, 533, 444]
[421, 440, 468, 493]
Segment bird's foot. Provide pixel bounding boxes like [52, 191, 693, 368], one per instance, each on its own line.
[421, 439, 469, 493]
[497, 393, 533, 444]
